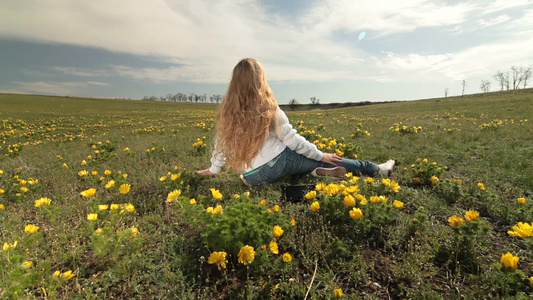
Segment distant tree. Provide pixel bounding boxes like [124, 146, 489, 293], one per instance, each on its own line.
[288, 98, 299, 111]
[159, 96, 166, 101]
[510, 66, 524, 90]
[309, 97, 320, 105]
[143, 96, 158, 101]
[444, 88, 449, 97]
[480, 80, 491, 93]
[522, 66, 532, 88]
[188, 93, 196, 102]
[461, 80, 467, 96]
[504, 72, 510, 90]
[493, 71, 506, 91]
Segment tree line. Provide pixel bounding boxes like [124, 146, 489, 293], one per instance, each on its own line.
[142, 93, 223, 103]
[451, 64, 532, 97]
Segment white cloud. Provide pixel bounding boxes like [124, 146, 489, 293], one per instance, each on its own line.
[10, 81, 109, 95]
[52, 67, 110, 77]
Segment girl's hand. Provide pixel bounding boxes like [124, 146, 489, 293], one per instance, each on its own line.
[196, 169, 214, 176]
[321, 153, 343, 166]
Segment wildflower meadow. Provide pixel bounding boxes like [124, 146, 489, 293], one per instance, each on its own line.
[0, 90, 532, 299]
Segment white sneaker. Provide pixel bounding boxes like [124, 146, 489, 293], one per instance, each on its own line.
[377, 160, 395, 176]
[311, 166, 347, 178]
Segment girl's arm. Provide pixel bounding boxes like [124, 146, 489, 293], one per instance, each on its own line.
[198, 140, 225, 176]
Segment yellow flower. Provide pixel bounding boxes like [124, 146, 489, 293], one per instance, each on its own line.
[529, 277, 533, 288]
[62, 270, 76, 280]
[305, 190, 317, 200]
[129, 226, 139, 237]
[260, 199, 266, 205]
[477, 182, 486, 191]
[189, 198, 196, 205]
[517, 197, 526, 204]
[62, 162, 68, 168]
[208, 251, 228, 270]
[0, 189, 4, 194]
[272, 204, 280, 212]
[315, 183, 326, 191]
[430, 176, 439, 184]
[238, 245, 256, 265]
[34, 197, 52, 207]
[20, 187, 29, 193]
[334, 288, 343, 298]
[87, 213, 98, 221]
[159, 176, 167, 182]
[365, 177, 374, 183]
[3, 241, 17, 251]
[91, 170, 98, 176]
[233, 193, 240, 198]
[465, 210, 479, 221]
[343, 195, 355, 206]
[210, 188, 223, 200]
[78, 170, 89, 177]
[22, 261, 34, 269]
[393, 200, 404, 208]
[269, 241, 279, 254]
[98, 204, 109, 210]
[390, 181, 400, 192]
[206, 207, 214, 213]
[24, 224, 40, 234]
[507, 222, 533, 238]
[110, 204, 120, 210]
[80, 188, 96, 198]
[0, 203, 4, 210]
[105, 180, 115, 189]
[122, 203, 135, 212]
[273, 225, 284, 237]
[349, 208, 363, 220]
[95, 228, 103, 234]
[310, 201, 320, 212]
[243, 191, 250, 197]
[448, 215, 465, 227]
[81, 160, 87, 166]
[213, 205, 223, 215]
[119, 184, 131, 194]
[123, 147, 130, 152]
[104, 170, 112, 175]
[291, 219, 296, 226]
[166, 189, 182, 203]
[53, 270, 75, 280]
[500, 252, 519, 269]
[282, 252, 292, 262]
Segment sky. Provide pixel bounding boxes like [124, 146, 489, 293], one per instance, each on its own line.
[1, 0, 532, 104]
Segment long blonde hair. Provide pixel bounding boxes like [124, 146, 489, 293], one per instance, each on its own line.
[215, 58, 278, 172]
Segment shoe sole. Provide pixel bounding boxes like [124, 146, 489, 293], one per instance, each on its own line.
[314, 166, 347, 178]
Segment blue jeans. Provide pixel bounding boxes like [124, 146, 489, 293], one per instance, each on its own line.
[242, 148, 378, 187]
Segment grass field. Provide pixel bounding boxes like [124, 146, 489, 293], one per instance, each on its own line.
[1, 90, 532, 299]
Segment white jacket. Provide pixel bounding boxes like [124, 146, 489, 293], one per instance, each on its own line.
[208, 107, 324, 174]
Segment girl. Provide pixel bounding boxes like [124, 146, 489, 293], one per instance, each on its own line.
[197, 58, 395, 187]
